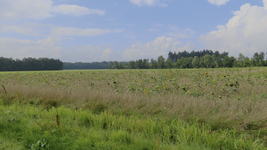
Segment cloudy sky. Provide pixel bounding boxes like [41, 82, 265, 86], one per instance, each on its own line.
[0, 0, 266, 62]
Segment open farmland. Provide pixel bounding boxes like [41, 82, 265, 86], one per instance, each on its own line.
[1, 68, 267, 149]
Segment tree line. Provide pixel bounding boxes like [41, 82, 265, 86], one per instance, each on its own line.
[63, 61, 127, 70]
[110, 50, 267, 69]
[0, 57, 63, 71]
[168, 49, 228, 62]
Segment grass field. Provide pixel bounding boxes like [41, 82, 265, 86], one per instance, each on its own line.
[1, 68, 267, 149]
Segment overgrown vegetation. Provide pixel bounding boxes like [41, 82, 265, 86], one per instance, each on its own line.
[1, 68, 267, 149]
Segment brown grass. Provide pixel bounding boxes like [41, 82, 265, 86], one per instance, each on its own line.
[1, 68, 267, 132]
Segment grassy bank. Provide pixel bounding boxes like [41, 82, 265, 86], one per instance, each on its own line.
[1, 68, 267, 149]
[0, 102, 266, 150]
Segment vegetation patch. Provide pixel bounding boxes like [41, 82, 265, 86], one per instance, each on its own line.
[1, 68, 267, 149]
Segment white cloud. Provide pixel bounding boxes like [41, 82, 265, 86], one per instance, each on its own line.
[0, 36, 196, 62]
[168, 33, 193, 39]
[129, 0, 167, 7]
[67, 45, 116, 62]
[52, 4, 105, 16]
[199, 1, 267, 57]
[0, 22, 52, 36]
[168, 25, 195, 39]
[0, 23, 122, 37]
[148, 28, 158, 32]
[0, 37, 63, 59]
[122, 36, 195, 60]
[207, 0, 230, 6]
[37, 37, 62, 47]
[50, 27, 124, 36]
[0, 37, 115, 62]
[106, 18, 117, 21]
[157, 3, 168, 7]
[147, 24, 163, 31]
[0, 0, 104, 20]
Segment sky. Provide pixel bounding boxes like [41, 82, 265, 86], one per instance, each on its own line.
[0, 0, 267, 62]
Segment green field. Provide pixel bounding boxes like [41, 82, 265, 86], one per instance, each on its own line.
[1, 68, 267, 149]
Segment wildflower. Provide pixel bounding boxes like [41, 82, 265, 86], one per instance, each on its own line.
[229, 83, 234, 87]
[205, 72, 208, 76]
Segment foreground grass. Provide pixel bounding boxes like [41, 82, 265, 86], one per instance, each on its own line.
[0, 101, 266, 150]
[2, 68, 267, 149]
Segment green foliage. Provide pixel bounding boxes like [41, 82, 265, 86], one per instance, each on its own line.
[111, 50, 266, 69]
[0, 104, 266, 150]
[30, 139, 50, 150]
[1, 84, 7, 95]
[0, 57, 63, 71]
[3, 68, 267, 149]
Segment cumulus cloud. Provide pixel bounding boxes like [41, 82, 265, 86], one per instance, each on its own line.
[122, 36, 195, 60]
[168, 25, 196, 39]
[0, 37, 116, 62]
[0, 0, 104, 20]
[65, 45, 116, 62]
[0, 23, 122, 37]
[50, 27, 124, 36]
[52, 4, 105, 16]
[0, 37, 63, 59]
[0, 36, 196, 62]
[129, 0, 168, 7]
[207, 0, 230, 6]
[199, 1, 267, 57]
[0, 22, 52, 36]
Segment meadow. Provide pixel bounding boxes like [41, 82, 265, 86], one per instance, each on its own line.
[1, 68, 267, 149]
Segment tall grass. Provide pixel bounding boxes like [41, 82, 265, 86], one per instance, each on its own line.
[1, 68, 267, 148]
[0, 102, 266, 149]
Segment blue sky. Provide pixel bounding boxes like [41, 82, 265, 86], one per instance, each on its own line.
[0, 0, 267, 62]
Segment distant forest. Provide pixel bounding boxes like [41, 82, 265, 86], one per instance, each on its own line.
[110, 50, 267, 69]
[63, 49, 267, 69]
[1, 49, 266, 71]
[0, 57, 63, 71]
[63, 61, 126, 70]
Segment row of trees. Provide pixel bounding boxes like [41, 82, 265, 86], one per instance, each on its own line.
[63, 61, 127, 70]
[168, 49, 229, 62]
[0, 57, 63, 71]
[110, 51, 267, 69]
